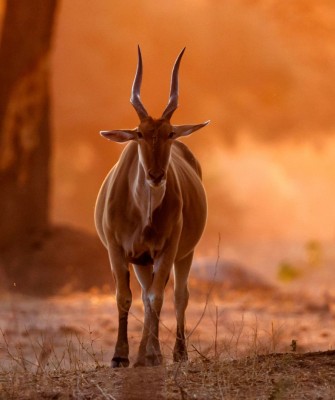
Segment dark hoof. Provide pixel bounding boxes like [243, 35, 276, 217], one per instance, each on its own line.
[173, 350, 188, 362]
[145, 354, 163, 367]
[111, 357, 129, 368]
[133, 359, 146, 368]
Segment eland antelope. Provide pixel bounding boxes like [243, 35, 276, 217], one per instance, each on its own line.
[95, 47, 209, 367]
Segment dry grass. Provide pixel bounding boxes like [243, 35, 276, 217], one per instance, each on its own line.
[1, 329, 335, 399]
[1, 289, 335, 399]
[167, 350, 335, 400]
[1, 243, 334, 399]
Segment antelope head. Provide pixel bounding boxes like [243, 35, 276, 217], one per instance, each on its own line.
[101, 47, 210, 188]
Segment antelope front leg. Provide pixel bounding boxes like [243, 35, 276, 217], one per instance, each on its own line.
[173, 251, 193, 362]
[132, 264, 153, 367]
[108, 247, 132, 368]
[145, 258, 173, 366]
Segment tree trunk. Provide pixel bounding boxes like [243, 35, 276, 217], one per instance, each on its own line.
[0, 0, 58, 251]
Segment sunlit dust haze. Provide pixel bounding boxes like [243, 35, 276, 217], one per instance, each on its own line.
[50, 1, 335, 265]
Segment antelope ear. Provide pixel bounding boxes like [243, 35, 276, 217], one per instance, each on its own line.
[100, 128, 138, 143]
[172, 120, 210, 138]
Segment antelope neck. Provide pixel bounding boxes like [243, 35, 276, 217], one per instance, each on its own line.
[133, 163, 166, 227]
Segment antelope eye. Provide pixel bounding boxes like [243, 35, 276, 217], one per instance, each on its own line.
[137, 131, 143, 139]
[168, 132, 174, 139]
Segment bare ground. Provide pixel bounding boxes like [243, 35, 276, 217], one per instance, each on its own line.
[1, 231, 335, 399]
[1, 286, 335, 399]
[1, 350, 335, 399]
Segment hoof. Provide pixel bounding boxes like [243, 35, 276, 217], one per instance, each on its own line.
[145, 354, 163, 367]
[173, 350, 188, 362]
[111, 357, 129, 368]
[133, 359, 146, 368]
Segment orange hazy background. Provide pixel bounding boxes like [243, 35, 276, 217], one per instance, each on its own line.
[1, 1, 335, 365]
[45, 1, 335, 264]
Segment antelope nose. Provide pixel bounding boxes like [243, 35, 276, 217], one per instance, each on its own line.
[148, 169, 165, 184]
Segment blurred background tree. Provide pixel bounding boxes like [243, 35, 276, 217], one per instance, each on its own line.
[0, 0, 58, 252]
[0, 1, 110, 295]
